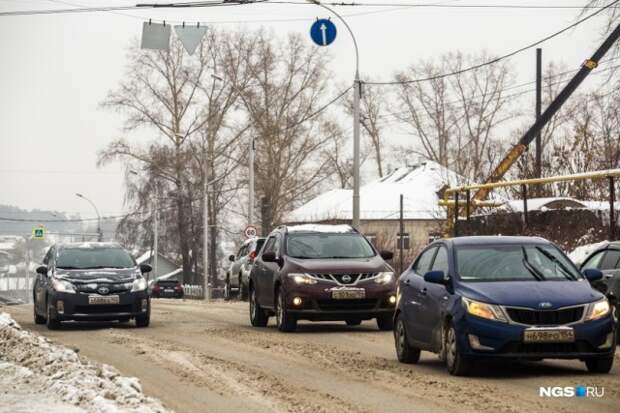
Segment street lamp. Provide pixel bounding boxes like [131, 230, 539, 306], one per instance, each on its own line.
[307, 0, 361, 229]
[75, 193, 102, 242]
[130, 170, 158, 278]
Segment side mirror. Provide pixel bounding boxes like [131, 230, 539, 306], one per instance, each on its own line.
[140, 264, 153, 274]
[380, 250, 394, 260]
[229, 254, 235, 262]
[36, 265, 48, 276]
[583, 268, 603, 282]
[424, 270, 447, 285]
[262, 251, 277, 263]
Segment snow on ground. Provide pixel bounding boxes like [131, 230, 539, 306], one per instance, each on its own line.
[568, 241, 609, 266]
[0, 313, 170, 413]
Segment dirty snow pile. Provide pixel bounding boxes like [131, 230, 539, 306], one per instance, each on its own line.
[0, 313, 169, 413]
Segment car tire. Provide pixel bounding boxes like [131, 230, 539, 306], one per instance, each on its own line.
[394, 314, 421, 364]
[135, 311, 150, 328]
[34, 303, 46, 325]
[346, 319, 362, 326]
[46, 301, 60, 330]
[275, 288, 297, 332]
[224, 277, 231, 301]
[585, 356, 614, 374]
[444, 323, 472, 376]
[376, 314, 394, 331]
[249, 286, 268, 327]
[239, 276, 248, 301]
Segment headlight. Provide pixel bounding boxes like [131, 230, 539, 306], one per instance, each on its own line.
[288, 273, 317, 285]
[374, 272, 394, 284]
[52, 279, 76, 294]
[131, 277, 147, 292]
[585, 298, 611, 321]
[462, 297, 507, 323]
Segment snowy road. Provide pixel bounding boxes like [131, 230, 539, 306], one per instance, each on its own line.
[2, 300, 620, 413]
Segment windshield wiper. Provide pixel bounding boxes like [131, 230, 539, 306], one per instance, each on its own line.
[521, 246, 545, 281]
[534, 246, 578, 280]
[81, 266, 126, 269]
[56, 266, 80, 269]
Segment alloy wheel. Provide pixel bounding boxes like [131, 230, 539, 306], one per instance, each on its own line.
[276, 292, 283, 328]
[250, 290, 256, 319]
[396, 320, 406, 358]
[446, 327, 457, 369]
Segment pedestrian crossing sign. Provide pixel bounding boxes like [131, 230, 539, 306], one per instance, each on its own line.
[32, 226, 45, 240]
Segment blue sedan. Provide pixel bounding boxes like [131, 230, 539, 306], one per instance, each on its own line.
[393, 236, 616, 376]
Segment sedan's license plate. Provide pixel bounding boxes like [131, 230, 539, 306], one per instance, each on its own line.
[164, 289, 174, 292]
[523, 328, 575, 343]
[332, 289, 365, 300]
[88, 295, 120, 305]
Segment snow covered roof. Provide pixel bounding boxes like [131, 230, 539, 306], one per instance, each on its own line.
[500, 197, 587, 213]
[568, 241, 609, 265]
[285, 161, 464, 222]
[136, 250, 177, 265]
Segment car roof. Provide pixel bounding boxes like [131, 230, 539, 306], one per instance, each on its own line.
[445, 236, 551, 247]
[56, 242, 124, 250]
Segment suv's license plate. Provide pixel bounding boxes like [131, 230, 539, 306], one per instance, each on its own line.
[88, 295, 120, 305]
[332, 289, 365, 300]
[523, 328, 575, 343]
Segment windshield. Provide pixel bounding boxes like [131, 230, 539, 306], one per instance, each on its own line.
[286, 233, 375, 259]
[56, 247, 136, 270]
[456, 244, 582, 282]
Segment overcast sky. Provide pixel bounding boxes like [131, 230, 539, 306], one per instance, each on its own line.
[0, 0, 608, 220]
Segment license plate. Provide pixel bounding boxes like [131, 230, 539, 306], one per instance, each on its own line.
[164, 289, 174, 292]
[523, 328, 575, 343]
[88, 295, 120, 305]
[331, 289, 365, 300]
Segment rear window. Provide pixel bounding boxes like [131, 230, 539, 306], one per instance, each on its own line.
[56, 247, 135, 270]
[156, 280, 180, 286]
[253, 239, 266, 253]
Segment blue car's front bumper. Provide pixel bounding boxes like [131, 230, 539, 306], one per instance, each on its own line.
[455, 313, 615, 359]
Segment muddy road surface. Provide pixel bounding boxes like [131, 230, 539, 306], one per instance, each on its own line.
[3, 300, 619, 413]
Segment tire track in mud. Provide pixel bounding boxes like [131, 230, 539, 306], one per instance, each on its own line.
[107, 330, 371, 413]
[198, 326, 591, 413]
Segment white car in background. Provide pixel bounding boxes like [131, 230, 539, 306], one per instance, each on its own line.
[224, 237, 266, 301]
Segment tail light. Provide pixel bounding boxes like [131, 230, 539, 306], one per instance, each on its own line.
[153, 285, 160, 292]
[249, 250, 257, 261]
[175, 285, 183, 291]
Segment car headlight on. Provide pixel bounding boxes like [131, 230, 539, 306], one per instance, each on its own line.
[131, 277, 148, 292]
[288, 273, 318, 285]
[52, 278, 76, 294]
[585, 298, 611, 321]
[374, 272, 394, 285]
[462, 297, 507, 323]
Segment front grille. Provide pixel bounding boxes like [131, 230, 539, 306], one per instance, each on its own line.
[74, 304, 134, 314]
[505, 306, 584, 325]
[76, 283, 131, 294]
[316, 299, 378, 311]
[308, 273, 377, 285]
[500, 341, 594, 354]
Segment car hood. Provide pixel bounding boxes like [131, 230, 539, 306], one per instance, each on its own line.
[457, 280, 603, 309]
[287, 255, 390, 274]
[55, 267, 140, 283]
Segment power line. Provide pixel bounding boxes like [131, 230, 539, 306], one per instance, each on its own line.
[273, 1, 620, 9]
[363, 0, 620, 86]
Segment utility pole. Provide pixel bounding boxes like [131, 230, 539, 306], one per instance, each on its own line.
[249, 136, 255, 226]
[535, 48, 542, 182]
[153, 196, 158, 277]
[76, 193, 102, 241]
[203, 165, 209, 302]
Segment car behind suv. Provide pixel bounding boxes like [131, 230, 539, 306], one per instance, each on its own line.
[394, 236, 615, 376]
[249, 224, 396, 332]
[225, 237, 266, 300]
[152, 279, 184, 299]
[33, 242, 152, 329]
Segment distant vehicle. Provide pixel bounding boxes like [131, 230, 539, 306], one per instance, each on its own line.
[225, 237, 266, 301]
[394, 236, 616, 376]
[249, 224, 396, 332]
[580, 241, 620, 339]
[151, 279, 184, 299]
[33, 242, 152, 329]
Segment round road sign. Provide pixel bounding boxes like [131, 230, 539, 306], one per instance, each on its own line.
[244, 225, 258, 239]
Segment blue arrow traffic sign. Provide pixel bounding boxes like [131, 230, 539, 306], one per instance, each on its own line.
[310, 19, 337, 47]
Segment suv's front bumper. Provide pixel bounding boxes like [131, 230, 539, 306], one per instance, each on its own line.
[49, 290, 150, 322]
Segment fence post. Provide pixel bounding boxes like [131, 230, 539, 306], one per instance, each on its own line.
[522, 184, 528, 232]
[610, 176, 615, 240]
[465, 189, 471, 222]
[453, 192, 459, 237]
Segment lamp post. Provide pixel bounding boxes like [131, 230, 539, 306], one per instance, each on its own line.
[75, 193, 102, 241]
[307, 0, 361, 228]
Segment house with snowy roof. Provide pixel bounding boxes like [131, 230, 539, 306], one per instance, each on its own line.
[136, 250, 182, 281]
[284, 161, 464, 258]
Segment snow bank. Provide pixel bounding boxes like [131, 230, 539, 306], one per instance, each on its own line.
[0, 313, 169, 413]
[568, 241, 608, 266]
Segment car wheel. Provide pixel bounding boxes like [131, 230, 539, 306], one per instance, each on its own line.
[444, 323, 472, 376]
[275, 288, 297, 332]
[239, 275, 248, 301]
[224, 277, 231, 301]
[394, 314, 421, 364]
[376, 314, 394, 331]
[346, 319, 362, 326]
[46, 301, 60, 330]
[34, 302, 46, 325]
[585, 356, 614, 374]
[249, 286, 268, 327]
